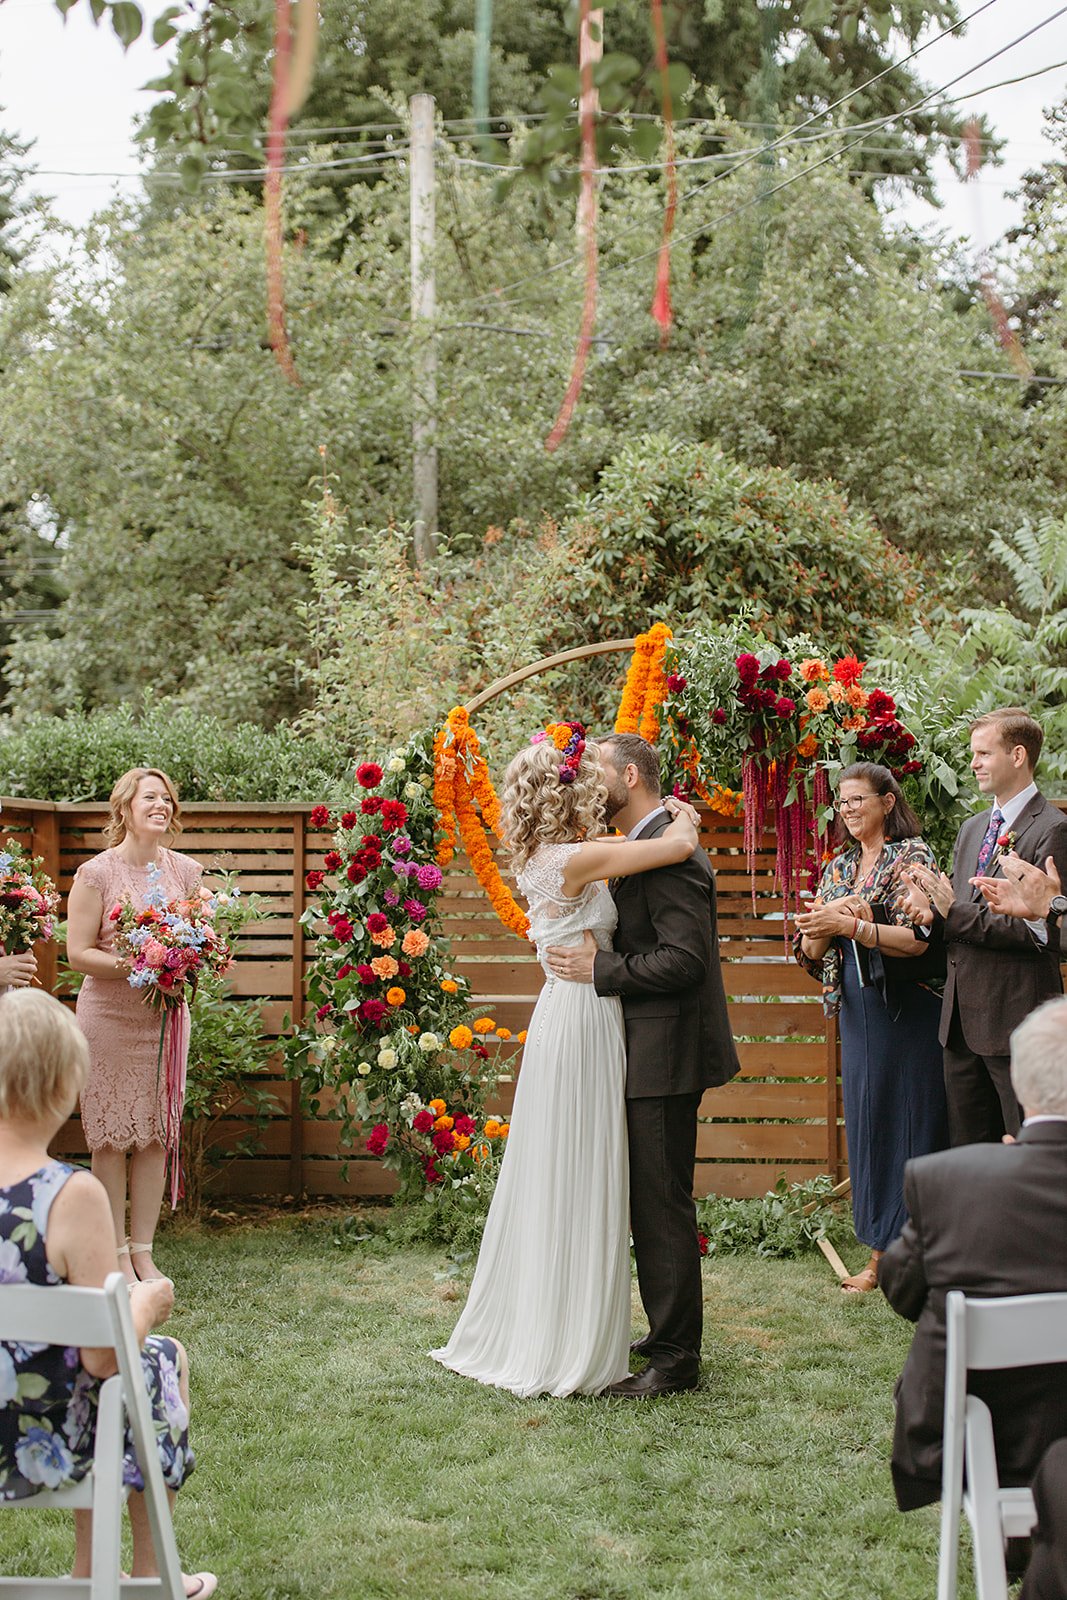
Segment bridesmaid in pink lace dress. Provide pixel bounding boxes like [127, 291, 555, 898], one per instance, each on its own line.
[66, 769, 201, 1285]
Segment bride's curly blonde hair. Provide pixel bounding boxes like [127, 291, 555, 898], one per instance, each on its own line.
[500, 738, 608, 873]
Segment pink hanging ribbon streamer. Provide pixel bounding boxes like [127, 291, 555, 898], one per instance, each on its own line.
[649, 0, 677, 343]
[265, 0, 300, 385]
[160, 1005, 190, 1210]
[544, 0, 598, 453]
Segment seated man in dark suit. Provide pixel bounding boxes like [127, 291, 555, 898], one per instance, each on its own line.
[1023, 1439, 1067, 1600]
[881, 995, 1067, 1513]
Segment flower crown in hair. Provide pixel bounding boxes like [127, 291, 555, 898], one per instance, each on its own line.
[531, 720, 587, 784]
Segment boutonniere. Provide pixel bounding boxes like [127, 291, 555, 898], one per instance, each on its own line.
[987, 829, 1017, 876]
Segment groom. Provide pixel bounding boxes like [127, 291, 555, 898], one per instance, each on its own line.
[545, 733, 740, 1396]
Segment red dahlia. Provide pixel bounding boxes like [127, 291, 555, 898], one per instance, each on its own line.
[356, 763, 384, 789]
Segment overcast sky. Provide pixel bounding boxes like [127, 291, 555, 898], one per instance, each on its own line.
[0, 0, 1065, 255]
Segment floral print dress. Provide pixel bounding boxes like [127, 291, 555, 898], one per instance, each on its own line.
[0, 1162, 193, 1500]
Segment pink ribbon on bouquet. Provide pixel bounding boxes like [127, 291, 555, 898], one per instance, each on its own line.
[156, 1005, 190, 1209]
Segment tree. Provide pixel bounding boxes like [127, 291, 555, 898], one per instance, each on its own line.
[0, 126, 1055, 724]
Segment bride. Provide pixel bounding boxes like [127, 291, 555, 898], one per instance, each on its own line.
[429, 722, 698, 1397]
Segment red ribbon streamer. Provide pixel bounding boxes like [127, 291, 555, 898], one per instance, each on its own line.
[649, 0, 676, 344]
[265, 0, 300, 385]
[544, 0, 598, 453]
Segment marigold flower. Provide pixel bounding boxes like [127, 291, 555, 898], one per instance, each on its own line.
[472, 1017, 496, 1035]
[798, 658, 829, 683]
[370, 956, 399, 979]
[402, 929, 430, 957]
[455, 1134, 471, 1151]
[495, 1027, 512, 1040]
[433, 1114, 454, 1131]
[386, 986, 406, 1006]
[845, 685, 869, 709]
[428, 1098, 446, 1115]
[499, 1123, 510, 1137]
[516, 1030, 528, 1044]
[483, 1118, 501, 1138]
[449, 1025, 473, 1049]
[805, 688, 830, 714]
[797, 733, 819, 759]
[440, 978, 459, 994]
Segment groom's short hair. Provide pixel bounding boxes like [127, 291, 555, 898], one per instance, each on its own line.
[598, 734, 661, 795]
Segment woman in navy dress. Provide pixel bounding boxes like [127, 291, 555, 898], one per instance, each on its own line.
[795, 763, 949, 1293]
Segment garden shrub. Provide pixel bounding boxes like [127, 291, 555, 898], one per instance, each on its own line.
[561, 435, 920, 653]
[0, 700, 350, 802]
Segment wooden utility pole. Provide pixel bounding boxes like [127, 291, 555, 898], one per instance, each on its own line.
[410, 92, 438, 565]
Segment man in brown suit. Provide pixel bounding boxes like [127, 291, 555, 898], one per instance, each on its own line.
[905, 708, 1067, 1144]
[545, 733, 740, 1396]
[881, 995, 1067, 1512]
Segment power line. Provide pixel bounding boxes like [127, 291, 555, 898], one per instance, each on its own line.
[455, 0, 1009, 314]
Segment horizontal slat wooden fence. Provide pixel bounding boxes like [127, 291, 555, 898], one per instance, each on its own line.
[2, 799, 841, 1201]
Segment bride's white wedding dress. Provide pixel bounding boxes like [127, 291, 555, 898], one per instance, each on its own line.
[429, 841, 631, 1397]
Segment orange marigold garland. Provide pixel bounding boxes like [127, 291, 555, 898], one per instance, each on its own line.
[638, 623, 673, 742]
[435, 706, 529, 941]
[615, 622, 673, 736]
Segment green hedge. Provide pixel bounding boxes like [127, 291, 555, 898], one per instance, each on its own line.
[0, 703, 351, 803]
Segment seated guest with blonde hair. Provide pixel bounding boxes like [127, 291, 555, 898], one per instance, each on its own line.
[0, 990, 215, 1597]
[881, 995, 1067, 1517]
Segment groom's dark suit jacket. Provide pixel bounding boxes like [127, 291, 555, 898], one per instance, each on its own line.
[592, 812, 740, 1099]
[880, 1121, 1067, 1512]
[935, 791, 1067, 1055]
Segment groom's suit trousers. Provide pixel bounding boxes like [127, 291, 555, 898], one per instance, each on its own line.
[626, 1090, 703, 1381]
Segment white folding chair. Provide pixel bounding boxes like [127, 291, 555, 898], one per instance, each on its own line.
[938, 1289, 1067, 1600]
[0, 1270, 184, 1600]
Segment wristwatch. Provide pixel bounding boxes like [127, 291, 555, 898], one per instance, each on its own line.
[1048, 893, 1067, 917]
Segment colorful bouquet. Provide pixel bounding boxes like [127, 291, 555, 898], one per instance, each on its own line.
[110, 863, 243, 1206]
[110, 864, 238, 1010]
[0, 843, 59, 955]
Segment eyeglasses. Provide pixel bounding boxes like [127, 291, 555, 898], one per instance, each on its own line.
[834, 795, 876, 813]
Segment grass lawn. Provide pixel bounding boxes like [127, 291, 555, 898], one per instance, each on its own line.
[4, 1211, 959, 1600]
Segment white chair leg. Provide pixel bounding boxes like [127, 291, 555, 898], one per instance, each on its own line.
[965, 1398, 1010, 1600]
[938, 1490, 961, 1600]
[89, 1377, 125, 1600]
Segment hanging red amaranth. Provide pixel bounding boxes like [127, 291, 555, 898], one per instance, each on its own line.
[265, 0, 300, 385]
[544, 0, 598, 453]
[649, 0, 676, 345]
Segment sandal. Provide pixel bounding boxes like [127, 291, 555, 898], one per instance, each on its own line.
[129, 1243, 173, 1286]
[841, 1266, 879, 1293]
[184, 1575, 218, 1598]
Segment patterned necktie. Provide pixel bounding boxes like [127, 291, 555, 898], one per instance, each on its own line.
[975, 806, 1005, 875]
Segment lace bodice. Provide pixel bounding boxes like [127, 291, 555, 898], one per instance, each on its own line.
[73, 847, 202, 952]
[516, 843, 617, 978]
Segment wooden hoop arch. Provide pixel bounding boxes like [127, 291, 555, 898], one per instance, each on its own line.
[463, 638, 638, 716]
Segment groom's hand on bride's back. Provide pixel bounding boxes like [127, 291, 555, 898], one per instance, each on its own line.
[545, 929, 598, 983]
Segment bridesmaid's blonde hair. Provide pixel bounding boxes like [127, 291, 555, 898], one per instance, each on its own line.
[105, 767, 183, 848]
[500, 739, 608, 874]
[0, 990, 88, 1122]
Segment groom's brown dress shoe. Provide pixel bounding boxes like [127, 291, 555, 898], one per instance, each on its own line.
[604, 1367, 698, 1398]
